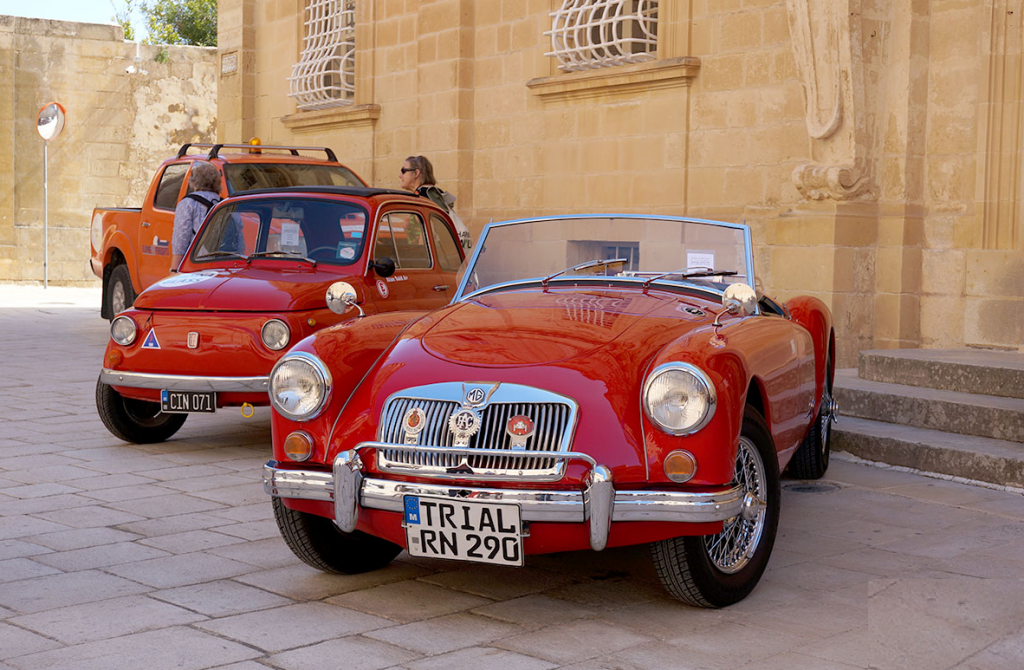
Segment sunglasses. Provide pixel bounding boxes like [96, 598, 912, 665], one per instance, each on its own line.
[400, 167, 417, 174]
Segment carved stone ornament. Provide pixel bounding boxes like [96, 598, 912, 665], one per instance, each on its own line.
[791, 163, 871, 201]
[787, 0, 842, 140]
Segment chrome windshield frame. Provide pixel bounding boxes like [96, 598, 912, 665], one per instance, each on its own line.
[452, 214, 757, 306]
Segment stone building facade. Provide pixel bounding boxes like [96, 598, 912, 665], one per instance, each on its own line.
[217, 0, 1024, 365]
[0, 16, 217, 286]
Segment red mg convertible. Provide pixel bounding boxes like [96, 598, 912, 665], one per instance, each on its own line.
[262, 215, 836, 607]
[97, 186, 465, 444]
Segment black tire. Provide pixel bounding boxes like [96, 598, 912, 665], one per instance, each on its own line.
[651, 405, 780, 608]
[105, 264, 136, 320]
[95, 377, 187, 444]
[787, 349, 834, 479]
[272, 496, 402, 574]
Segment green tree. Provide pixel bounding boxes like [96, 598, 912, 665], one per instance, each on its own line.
[110, 0, 136, 42]
[142, 0, 217, 47]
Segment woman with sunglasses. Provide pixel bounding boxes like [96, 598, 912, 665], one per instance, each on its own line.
[399, 155, 471, 249]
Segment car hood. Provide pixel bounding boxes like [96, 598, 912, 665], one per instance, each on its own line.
[421, 288, 692, 366]
[133, 266, 344, 312]
[330, 287, 722, 477]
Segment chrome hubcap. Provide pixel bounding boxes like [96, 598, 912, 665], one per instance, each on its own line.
[704, 437, 766, 574]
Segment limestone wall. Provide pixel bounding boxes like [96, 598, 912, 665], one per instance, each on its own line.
[0, 15, 217, 286]
[218, 0, 1024, 361]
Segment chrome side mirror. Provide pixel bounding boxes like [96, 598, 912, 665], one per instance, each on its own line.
[326, 281, 363, 317]
[713, 283, 757, 328]
[722, 283, 757, 317]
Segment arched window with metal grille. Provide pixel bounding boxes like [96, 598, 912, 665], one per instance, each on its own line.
[546, 0, 659, 72]
[289, 0, 356, 111]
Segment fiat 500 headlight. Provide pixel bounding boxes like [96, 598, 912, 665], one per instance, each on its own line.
[269, 353, 332, 421]
[643, 363, 717, 435]
[261, 319, 291, 351]
[110, 315, 138, 346]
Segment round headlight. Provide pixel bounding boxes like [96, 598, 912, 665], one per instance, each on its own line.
[643, 363, 717, 435]
[110, 315, 138, 346]
[261, 319, 291, 351]
[269, 353, 332, 421]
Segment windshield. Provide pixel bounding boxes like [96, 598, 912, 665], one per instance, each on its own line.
[190, 197, 368, 266]
[456, 216, 753, 299]
[224, 163, 364, 194]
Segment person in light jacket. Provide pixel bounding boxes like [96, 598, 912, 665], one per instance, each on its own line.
[399, 155, 471, 249]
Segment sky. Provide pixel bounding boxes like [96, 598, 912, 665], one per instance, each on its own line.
[0, 0, 149, 40]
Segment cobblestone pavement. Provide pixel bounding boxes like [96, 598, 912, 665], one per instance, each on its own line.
[1, 286, 1023, 670]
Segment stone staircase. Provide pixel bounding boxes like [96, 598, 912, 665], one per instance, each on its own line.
[832, 349, 1024, 489]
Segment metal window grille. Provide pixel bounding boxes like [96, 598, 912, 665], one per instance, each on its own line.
[546, 0, 659, 72]
[288, 0, 356, 111]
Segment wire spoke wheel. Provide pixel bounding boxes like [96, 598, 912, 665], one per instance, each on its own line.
[704, 437, 766, 574]
[650, 405, 780, 608]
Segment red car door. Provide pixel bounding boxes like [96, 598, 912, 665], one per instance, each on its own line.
[368, 210, 450, 312]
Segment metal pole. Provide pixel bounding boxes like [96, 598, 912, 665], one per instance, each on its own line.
[43, 141, 48, 289]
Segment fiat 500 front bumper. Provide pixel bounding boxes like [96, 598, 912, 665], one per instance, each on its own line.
[100, 368, 269, 393]
[263, 442, 747, 552]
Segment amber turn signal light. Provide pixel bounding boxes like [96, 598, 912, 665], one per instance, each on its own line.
[283, 431, 314, 462]
[663, 450, 697, 483]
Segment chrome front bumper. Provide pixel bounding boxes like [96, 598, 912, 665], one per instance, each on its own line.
[100, 368, 269, 393]
[263, 441, 745, 552]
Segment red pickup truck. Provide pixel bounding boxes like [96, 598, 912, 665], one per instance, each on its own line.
[90, 143, 365, 319]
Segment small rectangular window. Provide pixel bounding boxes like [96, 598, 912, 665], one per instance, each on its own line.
[430, 215, 463, 272]
[153, 164, 190, 211]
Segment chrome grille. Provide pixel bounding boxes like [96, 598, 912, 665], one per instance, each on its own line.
[376, 383, 576, 479]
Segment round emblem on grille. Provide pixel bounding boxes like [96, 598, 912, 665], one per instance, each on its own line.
[506, 415, 534, 437]
[506, 414, 535, 450]
[448, 407, 481, 446]
[403, 408, 426, 433]
[465, 387, 486, 405]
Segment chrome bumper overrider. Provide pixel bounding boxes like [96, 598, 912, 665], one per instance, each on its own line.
[263, 441, 745, 552]
[100, 368, 269, 393]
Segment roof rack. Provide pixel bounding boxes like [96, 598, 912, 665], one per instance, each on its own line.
[176, 143, 338, 162]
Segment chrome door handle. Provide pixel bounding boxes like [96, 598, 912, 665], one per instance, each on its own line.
[433, 285, 449, 292]
[141, 221, 152, 227]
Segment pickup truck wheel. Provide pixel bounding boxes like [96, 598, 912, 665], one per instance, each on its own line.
[106, 264, 136, 319]
[272, 496, 402, 574]
[787, 349, 835, 480]
[651, 405, 780, 608]
[95, 377, 186, 444]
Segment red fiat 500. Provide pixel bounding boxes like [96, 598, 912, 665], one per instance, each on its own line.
[97, 186, 465, 444]
[263, 214, 837, 608]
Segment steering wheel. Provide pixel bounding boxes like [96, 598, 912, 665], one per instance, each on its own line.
[305, 246, 338, 259]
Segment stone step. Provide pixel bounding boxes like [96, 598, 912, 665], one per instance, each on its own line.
[834, 369, 1024, 443]
[858, 348, 1024, 400]
[833, 416, 1024, 489]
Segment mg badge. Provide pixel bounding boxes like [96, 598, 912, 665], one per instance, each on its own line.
[506, 414, 535, 450]
[187, 331, 199, 349]
[465, 387, 486, 406]
[448, 407, 481, 447]
[401, 407, 427, 445]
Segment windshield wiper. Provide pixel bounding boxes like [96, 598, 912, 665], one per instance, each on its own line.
[642, 267, 738, 289]
[247, 250, 317, 266]
[541, 258, 628, 286]
[195, 251, 246, 261]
